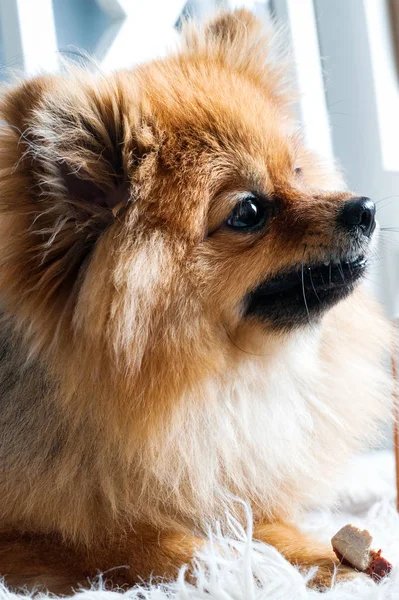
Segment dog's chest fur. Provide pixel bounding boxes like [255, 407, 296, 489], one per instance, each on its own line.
[0, 291, 391, 537]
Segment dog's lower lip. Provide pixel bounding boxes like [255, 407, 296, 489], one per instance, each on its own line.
[244, 255, 367, 328]
[257, 255, 367, 297]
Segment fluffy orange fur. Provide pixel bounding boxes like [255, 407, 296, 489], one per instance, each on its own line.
[0, 9, 392, 593]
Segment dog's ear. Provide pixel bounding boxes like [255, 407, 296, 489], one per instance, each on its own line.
[0, 73, 148, 342]
[197, 9, 264, 49]
[0, 74, 138, 217]
[182, 9, 289, 104]
[182, 9, 266, 60]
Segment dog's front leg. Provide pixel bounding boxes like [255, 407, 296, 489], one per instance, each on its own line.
[109, 526, 202, 584]
[0, 527, 202, 593]
[253, 521, 359, 588]
[0, 530, 88, 594]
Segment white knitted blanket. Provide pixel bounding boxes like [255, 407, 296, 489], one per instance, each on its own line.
[1, 451, 398, 599]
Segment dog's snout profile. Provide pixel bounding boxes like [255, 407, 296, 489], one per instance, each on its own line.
[338, 197, 376, 237]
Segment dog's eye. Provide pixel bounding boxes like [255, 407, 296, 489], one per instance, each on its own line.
[226, 196, 266, 231]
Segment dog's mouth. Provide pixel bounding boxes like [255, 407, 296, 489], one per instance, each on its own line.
[245, 253, 367, 329]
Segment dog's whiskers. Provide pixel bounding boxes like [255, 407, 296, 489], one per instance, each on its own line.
[301, 247, 310, 324]
[223, 324, 267, 357]
[338, 260, 345, 283]
[309, 268, 322, 304]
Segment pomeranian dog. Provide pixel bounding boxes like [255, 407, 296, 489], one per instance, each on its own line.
[0, 8, 392, 593]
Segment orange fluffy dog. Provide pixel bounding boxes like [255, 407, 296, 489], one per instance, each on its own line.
[0, 9, 392, 593]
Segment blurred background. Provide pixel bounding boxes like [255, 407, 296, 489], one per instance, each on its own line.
[0, 0, 398, 317]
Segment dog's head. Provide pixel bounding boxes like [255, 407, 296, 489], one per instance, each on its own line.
[0, 10, 375, 377]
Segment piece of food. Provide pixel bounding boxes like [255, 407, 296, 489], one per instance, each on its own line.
[331, 524, 392, 580]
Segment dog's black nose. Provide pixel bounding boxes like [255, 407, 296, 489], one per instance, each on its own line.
[338, 197, 376, 237]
